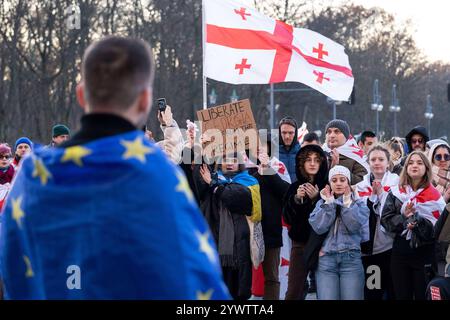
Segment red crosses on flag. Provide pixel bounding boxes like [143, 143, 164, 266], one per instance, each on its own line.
[313, 43, 328, 60]
[235, 58, 251, 74]
[204, 0, 355, 101]
[234, 7, 251, 20]
[313, 71, 330, 84]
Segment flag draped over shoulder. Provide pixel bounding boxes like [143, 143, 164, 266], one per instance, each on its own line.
[322, 136, 370, 172]
[204, 0, 354, 101]
[0, 130, 230, 300]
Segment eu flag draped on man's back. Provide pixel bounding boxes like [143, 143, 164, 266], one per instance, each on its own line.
[0, 130, 230, 299]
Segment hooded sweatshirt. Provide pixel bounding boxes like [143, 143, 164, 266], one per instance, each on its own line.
[282, 144, 329, 243]
[278, 117, 301, 183]
[405, 126, 429, 154]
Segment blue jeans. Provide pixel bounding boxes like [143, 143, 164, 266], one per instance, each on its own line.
[316, 250, 365, 300]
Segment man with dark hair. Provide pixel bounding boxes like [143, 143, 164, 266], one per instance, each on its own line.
[301, 132, 320, 147]
[358, 131, 377, 155]
[405, 126, 429, 153]
[0, 36, 229, 299]
[393, 126, 430, 173]
[279, 116, 301, 182]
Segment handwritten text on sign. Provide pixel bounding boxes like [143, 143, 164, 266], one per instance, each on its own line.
[197, 99, 257, 154]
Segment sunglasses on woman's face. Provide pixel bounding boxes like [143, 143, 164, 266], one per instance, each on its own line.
[435, 154, 450, 161]
[0, 155, 11, 160]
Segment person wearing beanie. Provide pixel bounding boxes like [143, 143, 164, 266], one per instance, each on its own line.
[308, 165, 369, 300]
[50, 124, 71, 147]
[278, 116, 301, 183]
[324, 119, 368, 184]
[12, 137, 33, 169]
[0, 144, 14, 184]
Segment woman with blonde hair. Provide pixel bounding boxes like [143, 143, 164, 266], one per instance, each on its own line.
[382, 151, 446, 299]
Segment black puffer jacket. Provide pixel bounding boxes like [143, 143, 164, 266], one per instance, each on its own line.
[249, 165, 290, 249]
[381, 191, 435, 253]
[282, 145, 329, 244]
[193, 165, 253, 299]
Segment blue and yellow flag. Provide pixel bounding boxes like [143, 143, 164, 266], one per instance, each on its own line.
[0, 130, 230, 300]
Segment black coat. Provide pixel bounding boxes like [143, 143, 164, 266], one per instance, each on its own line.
[193, 165, 253, 299]
[434, 204, 450, 269]
[249, 166, 290, 248]
[282, 144, 329, 244]
[360, 199, 378, 255]
[381, 191, 435, 255]
[179, 146, 201, 206]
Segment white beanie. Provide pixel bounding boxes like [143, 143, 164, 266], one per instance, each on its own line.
[329, 165, 351, 183]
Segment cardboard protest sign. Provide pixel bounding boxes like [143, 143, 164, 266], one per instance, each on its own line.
[197, 99, 257, 155]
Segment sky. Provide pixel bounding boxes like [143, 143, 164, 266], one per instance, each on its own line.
[331, 0, 450, 63]
[241, 0, 450, 63]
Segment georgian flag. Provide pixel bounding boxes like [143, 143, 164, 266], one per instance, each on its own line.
[322, 136, 370, 172]
[356, 171, 400, 213]
[391, 184, 446, 240]
[204, 0, 354, 101]
[297, 122, 309, 144]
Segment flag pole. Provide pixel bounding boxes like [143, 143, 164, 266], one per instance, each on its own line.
[202, 0, 207, 110]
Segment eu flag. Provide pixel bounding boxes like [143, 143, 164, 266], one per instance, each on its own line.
[0, 130, 230, 300]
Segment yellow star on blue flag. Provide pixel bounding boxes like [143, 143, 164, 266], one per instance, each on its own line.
[176, 170, 194, 203]
[121, 136, 153, 163]
[12, 196, 25, 229]
[196, 230, 217, 264]
[32, 157, 52, 185]
[61, 145, 92, 167]
[23, 255, 34, 278]
[197, 289, 213, 300]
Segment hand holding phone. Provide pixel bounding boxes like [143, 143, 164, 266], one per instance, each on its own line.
[157, 98, 166, 113]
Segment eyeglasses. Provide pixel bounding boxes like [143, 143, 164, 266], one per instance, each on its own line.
[411, 139, 424, 144]
[0, 155, 11, 160]
[435, 154, 450, 161]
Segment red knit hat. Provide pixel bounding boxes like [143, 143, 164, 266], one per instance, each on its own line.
[0, 143, 12, 156]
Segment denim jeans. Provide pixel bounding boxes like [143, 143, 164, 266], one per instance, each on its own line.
[316, 250, 365, 300]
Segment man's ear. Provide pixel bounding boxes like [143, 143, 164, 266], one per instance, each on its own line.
[138, 87, 153, 114]
[76, 83, 87, 111]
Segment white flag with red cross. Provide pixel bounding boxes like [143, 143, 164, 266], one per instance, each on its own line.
[203, 0, 354, 101]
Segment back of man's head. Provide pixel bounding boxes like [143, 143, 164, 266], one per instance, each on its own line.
[82, 36, 155, 111]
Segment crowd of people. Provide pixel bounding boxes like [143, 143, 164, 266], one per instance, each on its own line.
[0, 36, 449, 300]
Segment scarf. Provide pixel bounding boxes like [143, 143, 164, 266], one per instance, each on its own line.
[322, 136, 370, 172]
[0, 165, 14, 184]
[217, 169, 262, 222]
[356, 171, 399, 212]
[243, 152, 291, 184]
[0, 182, 11, 211]
[432, 165, 450, 196]
[391, 184, 446, 240]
